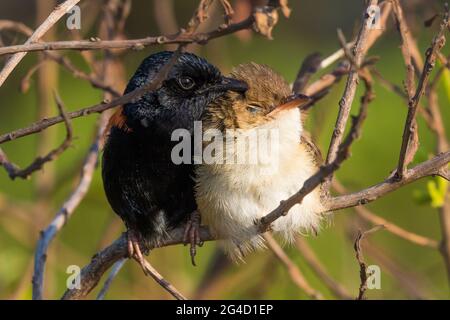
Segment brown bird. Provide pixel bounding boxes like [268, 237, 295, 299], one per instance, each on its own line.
[195, 63, 325, 261]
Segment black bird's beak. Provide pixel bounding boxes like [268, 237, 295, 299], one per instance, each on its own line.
[267, 93, 312, 117]
[215, 77, 248, 93]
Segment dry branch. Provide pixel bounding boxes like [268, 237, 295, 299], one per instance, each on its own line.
[264, 234, 324, 300]
[354, 225, 385, 300]
[323, 0, 379, 189]
[326, 151, 450, 212]
[332, 180, 439, 249]
[396, 8, 448, 178]
[0, 93, 72, 180]
[294, 237, 352, 299]
[0, 0, 81, 87]
[32, 113, 108, 300]
[96, 258, 126, 300]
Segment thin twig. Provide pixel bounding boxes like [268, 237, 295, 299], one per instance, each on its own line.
[139, 258, 188, 300]
[333, 180, 439, 249]
[96, 258, 127, 300]
[396, 7, 448, 178]
[325, 151, 450, 212]
[294, 237, 353, 299]
[323, 0, 379, 190]
[0, 15, 255, 57]
[0, 0, 81, 87]
[32, 113, 108, 300]
[0, 19, 121, 96]
[354, 225, 385, 300]
[263, 234, 324, 300]
[0, 93, 72, 180]
[0, 49, 181, 145]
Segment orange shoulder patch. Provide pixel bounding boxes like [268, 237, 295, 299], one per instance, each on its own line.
[105, 107, 132, 138]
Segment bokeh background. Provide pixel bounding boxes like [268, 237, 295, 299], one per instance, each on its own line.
[0, 0, 449, 299]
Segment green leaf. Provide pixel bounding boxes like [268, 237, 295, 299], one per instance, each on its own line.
[427, 176, 449, 208]
[442, 68, 450, 103]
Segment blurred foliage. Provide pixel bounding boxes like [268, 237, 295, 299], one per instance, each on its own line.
[0, 0, 449, 300]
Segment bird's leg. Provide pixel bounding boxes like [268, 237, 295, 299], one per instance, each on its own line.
[183, 210, 203, 266]
[126, 229, 149, 275]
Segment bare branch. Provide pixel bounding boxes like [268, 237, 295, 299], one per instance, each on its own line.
[354, 225, 385, 300]
[138, 257, 187, 300]
[32, 113, 108, 300]
[325, 151, 450, 212]
[396, 8, 449, 178]
[0, 0, 81, 87]
[0, 15, 255, 57]
[323, 0, 379, 189]
[333, 180, 439, 249]
[264, 234, 323, 300]
[96, 258, 127, 300]
[294, 237, 352, 299]
[61, 227, 214, 299]
[0, 49, 181, 145]
[0, 93, 72, 180]
[0, 3, 289, 146]
[0, 19, 121, 96]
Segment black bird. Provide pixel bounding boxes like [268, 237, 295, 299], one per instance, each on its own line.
[102, 51, 247, 267]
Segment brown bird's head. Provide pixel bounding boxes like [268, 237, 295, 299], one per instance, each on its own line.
[203, 62, 311, 131]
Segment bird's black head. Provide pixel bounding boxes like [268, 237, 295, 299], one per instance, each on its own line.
[122, 51, 247, 135]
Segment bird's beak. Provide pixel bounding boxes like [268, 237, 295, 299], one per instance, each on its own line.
[267, 93, 312, 117]
[215, 77, 248, 93]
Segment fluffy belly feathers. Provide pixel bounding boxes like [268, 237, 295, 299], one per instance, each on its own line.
[195, 146, 323, 261]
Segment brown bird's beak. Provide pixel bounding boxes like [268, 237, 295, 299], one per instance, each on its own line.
[267, 93, 312, 117]
[215, 77, 248, 93]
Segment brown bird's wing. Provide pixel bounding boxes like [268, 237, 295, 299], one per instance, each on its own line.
[300, 131, 330, 199]
[300, 131, 323, 167]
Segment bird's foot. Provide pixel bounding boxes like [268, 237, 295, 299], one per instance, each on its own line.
[126, 230, 149, 275]
[183, 210, 203, 266]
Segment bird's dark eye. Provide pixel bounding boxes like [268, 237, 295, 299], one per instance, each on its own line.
[246, 104, 262, 114]
[178, 76, 195, 90]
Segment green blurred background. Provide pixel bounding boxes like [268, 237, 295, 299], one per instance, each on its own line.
[0, 0, 449, 299]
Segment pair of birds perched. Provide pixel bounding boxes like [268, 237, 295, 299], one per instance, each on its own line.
[102, 51, 324, 265]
